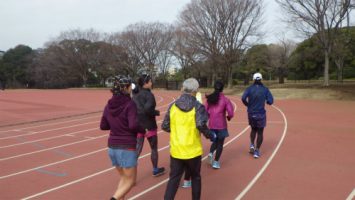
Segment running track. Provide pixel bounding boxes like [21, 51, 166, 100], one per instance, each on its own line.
[0, 89, 354, 200]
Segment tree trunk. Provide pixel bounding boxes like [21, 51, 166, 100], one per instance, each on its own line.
[324, 51, 330, 86]
[227, 65, 233, 88]
[335, 59, 344, 83]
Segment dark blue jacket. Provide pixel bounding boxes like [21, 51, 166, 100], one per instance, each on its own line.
[242, 82, 274, 114]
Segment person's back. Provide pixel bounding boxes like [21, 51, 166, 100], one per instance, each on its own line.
[242, 81, 273, 114]
[241, 73, 274, 159]
[206, 93, 234, 130]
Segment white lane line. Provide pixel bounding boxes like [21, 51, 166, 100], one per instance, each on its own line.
[0, 148, 108, 180]
[0, 121, 99, 140]
[0, 93, 173, 135]
[128, 125, 250, 200]
[20, 145, 171, 200]
[1, 130, 164, 177]
[235, 105, 288, 200]
[346, 188, 355, 200]
[0, 132, 105, 161]
[0, 115, 100, 133]
[0, 127, 98, 149]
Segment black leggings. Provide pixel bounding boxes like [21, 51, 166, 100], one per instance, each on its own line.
[250, 127, 264, 149]
[209, 137, 225, 161]
[136, 135, 159, 168]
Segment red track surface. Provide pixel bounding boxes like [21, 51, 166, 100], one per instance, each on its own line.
[0, 89, 354, 200]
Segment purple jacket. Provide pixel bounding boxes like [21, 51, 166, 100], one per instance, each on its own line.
[205, 93, 234, 130]
[100, 94, 143, 149]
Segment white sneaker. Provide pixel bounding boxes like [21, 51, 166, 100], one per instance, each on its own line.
[182, 180, 191, 188]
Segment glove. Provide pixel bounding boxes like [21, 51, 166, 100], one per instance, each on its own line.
[209, 131, 217, 142]
[227, 116, 231, 121]
[155, 110, 160, 116]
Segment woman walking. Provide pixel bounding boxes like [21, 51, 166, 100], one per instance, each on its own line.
[206, 80, 234, 169]
[133, 74, 165, 176]
[100, 76, 144, 200]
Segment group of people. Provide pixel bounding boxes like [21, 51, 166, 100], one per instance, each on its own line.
[100, 72, 273, 200]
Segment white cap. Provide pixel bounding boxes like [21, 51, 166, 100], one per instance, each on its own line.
[253, 73, 262, 80]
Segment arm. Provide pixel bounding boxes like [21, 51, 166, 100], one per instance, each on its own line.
[195, 103, 213, 139]
[241, 88, 249, 106]
[144, 92, 159, 116]
[127, 102, 145, 133]
[100, 106, 110, 130]
[161, 104, 173, 132]
[266, 88, 274, 105]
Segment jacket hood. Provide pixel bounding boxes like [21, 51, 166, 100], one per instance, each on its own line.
[108, 94, 131, 116]
[175, 93, 196, 112]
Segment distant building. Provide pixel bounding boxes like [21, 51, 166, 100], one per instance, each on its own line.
[0, 50, 5, 59]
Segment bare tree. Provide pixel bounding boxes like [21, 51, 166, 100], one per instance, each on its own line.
[268, 39, 296, 83]
[116, 22, 174, 78]
[179, 0, 264, 87]
[276, 0, 355, 86]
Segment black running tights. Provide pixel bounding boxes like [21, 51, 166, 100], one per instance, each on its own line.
[209, 137, 225, 161]
[250, 127, 264, 149]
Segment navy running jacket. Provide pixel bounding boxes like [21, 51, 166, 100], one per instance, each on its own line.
[241, 83, 274, 114]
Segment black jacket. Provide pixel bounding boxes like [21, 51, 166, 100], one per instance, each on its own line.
[132, 88, 159, 130]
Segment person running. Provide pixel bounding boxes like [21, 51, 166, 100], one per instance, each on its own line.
[241, 72, 274, 158]
[205, 80, 234, 169]
[162, 78, 216, 200]
[181, 91, 203, 188]
[100, 76, 144, 200]
[132, 74, 165, 176]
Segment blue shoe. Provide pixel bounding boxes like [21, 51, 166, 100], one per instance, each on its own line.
[181, 180, 191, 188]
[249, 144, 255, 154]
[153, 167, 165, 177]
[212, 161, 220, 169]
[253, 149, 260, 159]
[208, 153, 213, 165]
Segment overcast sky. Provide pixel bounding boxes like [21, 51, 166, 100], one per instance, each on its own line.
[1, 0, 299, 51]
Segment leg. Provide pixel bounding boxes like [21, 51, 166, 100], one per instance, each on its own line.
[184, 166, 191, 180]
[112, 167, 137, 200]
[214, 137, 225, 161]
[209, 141, 217, 154]
[250, 127, 257, 145]
[136, 136, 144, 158]
[187, 156, 202, 200]
[164, 156, 185, 200]
[147, 135, 158, 168]
[256, 128, 264, 149]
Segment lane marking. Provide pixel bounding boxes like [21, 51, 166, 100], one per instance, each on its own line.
[35, 169, 67, 177]
[0, 115, 100, 133]
[346, 188, 355, 200]
[235, 105, 288, 200]
[1, 130, 165, 177]
[0, 128, 98, 149]
[128, 126, 250, 200]
[20, 145, 171, 200]
[0, 133, 104, 161]
[0, 121, 99, 140]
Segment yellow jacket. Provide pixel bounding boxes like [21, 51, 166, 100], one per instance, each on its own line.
[169, 103, 203, 159]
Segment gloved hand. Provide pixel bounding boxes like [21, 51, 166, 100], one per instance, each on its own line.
[209, 131, 217, 142]
[227, 116, 231, 121]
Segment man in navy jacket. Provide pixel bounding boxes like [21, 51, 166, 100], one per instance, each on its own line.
[242, 73, 274, 158]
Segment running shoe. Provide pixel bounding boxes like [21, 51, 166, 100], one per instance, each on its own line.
[253, 149, 260, 159]
[212, 161, 221, 169]
[153, 167, 165, 177]
[182, 180, 192, 188]
[249, 144, 255, 154]
[208, 152, 213, 165]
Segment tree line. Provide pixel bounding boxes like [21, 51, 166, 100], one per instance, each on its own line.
[0, 0, 354, 89]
